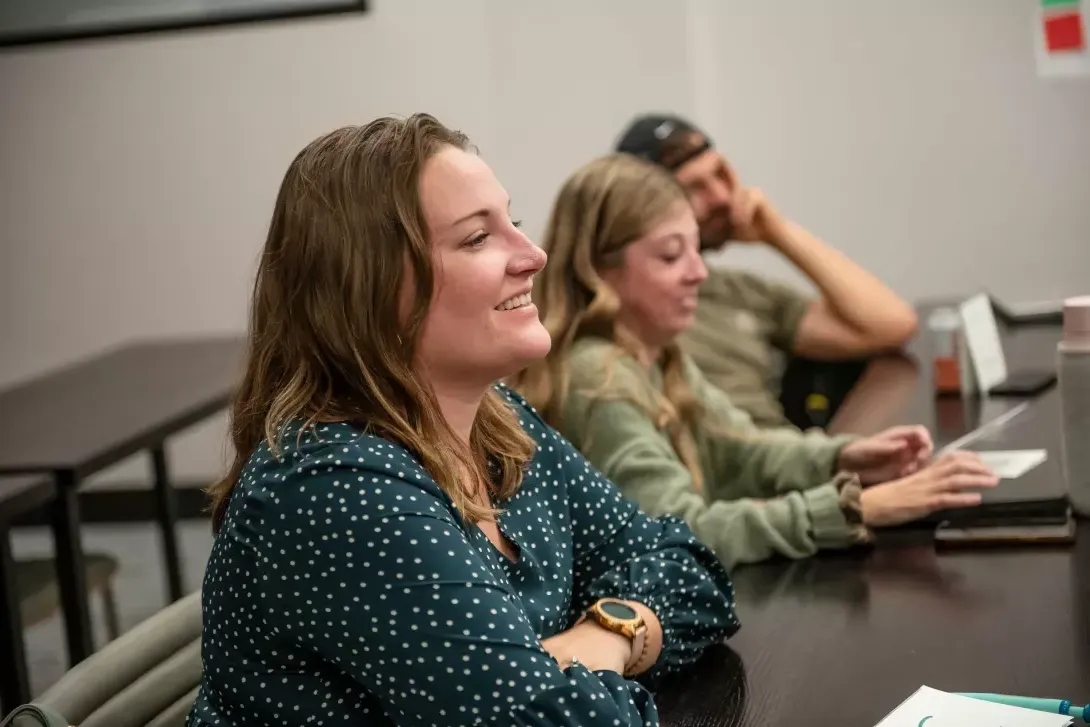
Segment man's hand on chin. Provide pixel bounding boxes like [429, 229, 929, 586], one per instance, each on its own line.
[726, 186, 790, 246]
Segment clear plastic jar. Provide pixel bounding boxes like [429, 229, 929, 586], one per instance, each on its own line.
[928, 307, 963, 395]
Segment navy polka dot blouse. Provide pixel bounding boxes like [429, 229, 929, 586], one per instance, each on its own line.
[187, 385, 739, 726]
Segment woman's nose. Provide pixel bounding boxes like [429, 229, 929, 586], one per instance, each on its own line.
[687, 255, 708, 283]
[511, 235, 547, 276]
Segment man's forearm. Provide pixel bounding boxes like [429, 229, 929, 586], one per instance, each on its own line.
[770, 220, 917, 345]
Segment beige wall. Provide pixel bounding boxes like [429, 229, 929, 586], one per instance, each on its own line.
[0, 0, 1086, 487]
[694, 0, 1090, 294]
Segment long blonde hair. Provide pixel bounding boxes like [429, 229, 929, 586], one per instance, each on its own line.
[513, 154, 709, 489]
[209, 114, 535, 531]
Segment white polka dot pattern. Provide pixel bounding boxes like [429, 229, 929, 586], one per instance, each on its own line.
[187, 385, 739, 726]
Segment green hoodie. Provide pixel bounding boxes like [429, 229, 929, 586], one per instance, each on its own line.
[556, 337, 869, 570]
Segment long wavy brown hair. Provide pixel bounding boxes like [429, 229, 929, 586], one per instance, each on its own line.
[209, 114, 535, 532]
[512, 153, 709, 489]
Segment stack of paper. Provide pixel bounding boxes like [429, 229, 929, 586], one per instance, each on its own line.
[876, 686, 1073, 726]
[976, 449, 1049, 480]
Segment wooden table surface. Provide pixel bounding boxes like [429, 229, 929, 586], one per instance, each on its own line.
[656, 317, 1088, 726]
[0, 477, 56, 524]
[0, 336, 244, 477]
[658, 528, 1090, 726]
[830, 311, 1062, 439]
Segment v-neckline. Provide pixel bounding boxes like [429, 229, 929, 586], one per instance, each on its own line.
[478, 516, 520, 564]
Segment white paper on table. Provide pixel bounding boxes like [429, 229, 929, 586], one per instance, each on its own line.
[875, 686, 1073, 726]
[975, 449, 1049, 479]
[959, 293, 1008, 394]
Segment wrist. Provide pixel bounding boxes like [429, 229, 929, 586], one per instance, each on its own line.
[835, 449, 848, 473]
[573, 620, 632, 670]
[834, 438, 858, 475]
[860, 487, 884, 527]
[577, 598, 662, 676]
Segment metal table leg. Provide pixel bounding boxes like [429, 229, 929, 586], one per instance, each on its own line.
[51, 475, 93, 665]
[151, 445, 185, 602]
[0, 525, 31, 712]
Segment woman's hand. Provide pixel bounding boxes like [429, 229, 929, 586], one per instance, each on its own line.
[859, 451, 998, 527]
[541, 620, 632, 674]
[837, 425, 934, 484]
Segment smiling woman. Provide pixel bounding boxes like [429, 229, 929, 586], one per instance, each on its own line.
[513, 153, 998, 571]
[187, 113, 739, 727]
[409, 144, 551, 434]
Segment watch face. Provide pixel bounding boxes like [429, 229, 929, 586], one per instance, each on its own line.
[600, 600, 637, 621]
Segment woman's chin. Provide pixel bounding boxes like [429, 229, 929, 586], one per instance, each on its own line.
[502, 330, 553, 375]
[522, 329, 554, 361]
[673, 313, 697, 335]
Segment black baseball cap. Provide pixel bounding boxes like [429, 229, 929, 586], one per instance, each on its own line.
[615, 114, 714, 171]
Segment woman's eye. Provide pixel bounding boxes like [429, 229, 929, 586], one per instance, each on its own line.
[466, 232, 489, 248]
[512, 219, 524, 229]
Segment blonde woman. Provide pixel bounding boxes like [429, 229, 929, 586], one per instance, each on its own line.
[188, 118, 738, 727]
[514, 154, 997, 570]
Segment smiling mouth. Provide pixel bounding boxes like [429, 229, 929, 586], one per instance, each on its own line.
[495, 292, 533, 311]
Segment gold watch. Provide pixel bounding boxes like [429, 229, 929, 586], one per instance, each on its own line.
[581, 598, 648, 676]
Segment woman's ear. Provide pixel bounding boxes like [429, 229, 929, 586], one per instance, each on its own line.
[597, 266, 622, 295]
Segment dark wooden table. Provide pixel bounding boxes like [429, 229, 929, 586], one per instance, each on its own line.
[0, 336, 243, 687]
[0, 476, 56, 710]
[829, 306, 1062, 439]
[656, 317, 1088, 726]
[658, 528, 1090, 727]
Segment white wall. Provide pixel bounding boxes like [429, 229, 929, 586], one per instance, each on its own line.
[691, 0, 1090, 295]
[0, 0, 1086, 487]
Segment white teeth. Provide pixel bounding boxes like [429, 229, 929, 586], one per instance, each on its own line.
[496, 293, 532, 311]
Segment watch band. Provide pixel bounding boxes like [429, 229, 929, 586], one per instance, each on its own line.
[579, 599, 656, 677]
[622, 624, 650, 677]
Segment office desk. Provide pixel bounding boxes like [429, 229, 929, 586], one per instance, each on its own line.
[0, 337, 243, 669]
[656, 317, 1087, 726]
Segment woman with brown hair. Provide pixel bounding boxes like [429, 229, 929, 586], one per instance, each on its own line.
[513, 153, 998, 571]
[186, 116, 738, 727]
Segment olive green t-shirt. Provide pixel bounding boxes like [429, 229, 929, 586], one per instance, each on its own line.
[678, 266, 812, 427]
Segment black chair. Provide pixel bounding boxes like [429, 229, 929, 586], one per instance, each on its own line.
[779, 356, 869, 430]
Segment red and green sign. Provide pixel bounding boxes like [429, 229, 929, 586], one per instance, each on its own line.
[1041, 0, 1086, 53]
